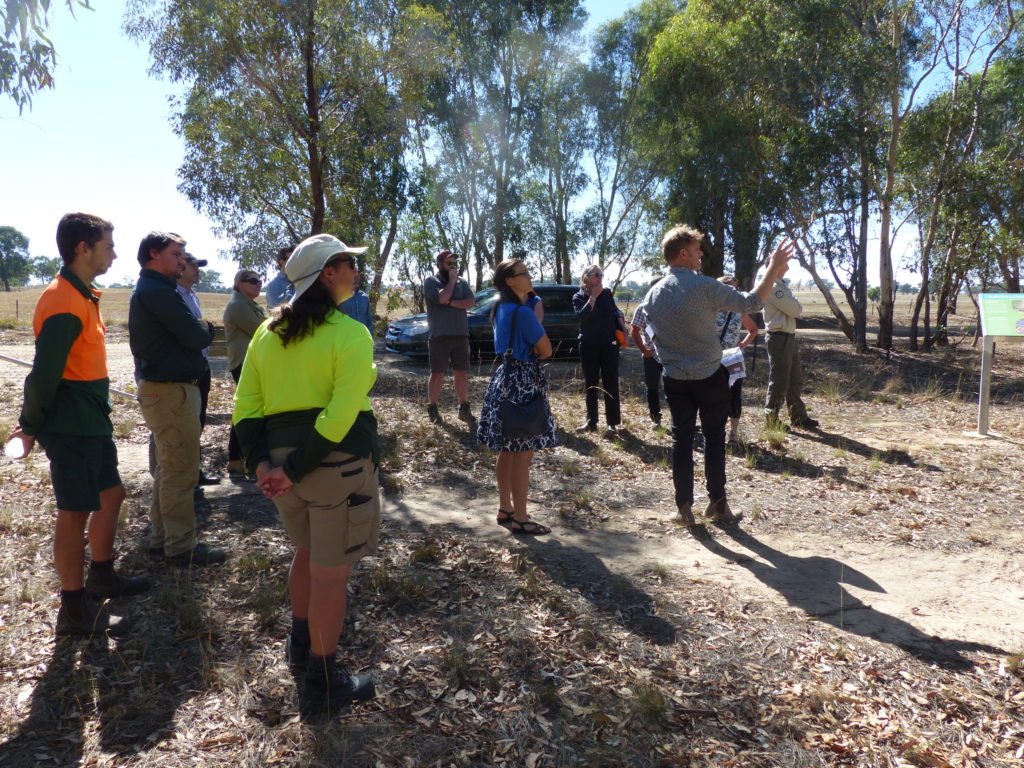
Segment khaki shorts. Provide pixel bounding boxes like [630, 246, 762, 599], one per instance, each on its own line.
[269, 447, 381, 567]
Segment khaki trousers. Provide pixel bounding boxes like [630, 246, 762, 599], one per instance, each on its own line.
[764, 331, 810, 422]
[138, 380, 201, 556]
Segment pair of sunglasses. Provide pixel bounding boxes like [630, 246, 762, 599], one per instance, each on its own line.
[326, 256, 360, 271]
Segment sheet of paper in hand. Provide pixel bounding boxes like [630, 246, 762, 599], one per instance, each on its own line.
[721, 347, 746, 388]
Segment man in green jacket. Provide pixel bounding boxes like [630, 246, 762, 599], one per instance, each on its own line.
[9, 212, 149, 637]
[129, 232, 226, 567]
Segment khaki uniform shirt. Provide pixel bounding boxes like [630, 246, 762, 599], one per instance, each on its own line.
[762, 279, 802, 334]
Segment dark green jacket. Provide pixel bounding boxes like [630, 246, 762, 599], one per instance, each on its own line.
[129, 269, 214, 382]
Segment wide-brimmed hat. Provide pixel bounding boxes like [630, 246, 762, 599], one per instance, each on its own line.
[286, 234, 368, 304]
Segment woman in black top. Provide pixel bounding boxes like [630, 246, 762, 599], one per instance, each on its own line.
[572, 265, 628, 434]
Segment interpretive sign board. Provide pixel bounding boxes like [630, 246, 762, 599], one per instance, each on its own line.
[978, 293, 1024, 336]
[973, 294, 1024, 436]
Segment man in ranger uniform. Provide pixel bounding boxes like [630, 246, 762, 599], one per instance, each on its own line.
[8, 212, 149, 637]
[762, 259, 818, 430]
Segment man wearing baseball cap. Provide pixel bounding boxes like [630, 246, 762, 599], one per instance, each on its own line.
[422, 249, 476, 426]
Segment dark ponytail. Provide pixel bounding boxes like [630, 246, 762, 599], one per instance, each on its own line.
[267, 280, 337, 346]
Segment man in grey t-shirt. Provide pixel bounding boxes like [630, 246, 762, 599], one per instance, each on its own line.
[422, 249, 476, 425]
[642, 225, 792, 528]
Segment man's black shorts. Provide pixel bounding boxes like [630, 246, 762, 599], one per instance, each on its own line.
[38, 433, 121, 512]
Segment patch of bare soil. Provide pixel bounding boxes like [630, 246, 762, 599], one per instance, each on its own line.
[1, 330, 1023, 767]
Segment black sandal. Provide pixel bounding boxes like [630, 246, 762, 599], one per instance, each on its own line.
[497, 509, 514, 526]
[505, 517, 551, 536]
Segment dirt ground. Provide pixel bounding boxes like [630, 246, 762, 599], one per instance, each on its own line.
[2, 326, 1023, 655]
[1, 321, 1023, 766]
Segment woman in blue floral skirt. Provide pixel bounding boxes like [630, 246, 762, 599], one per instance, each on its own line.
[477, 260, 556, 535]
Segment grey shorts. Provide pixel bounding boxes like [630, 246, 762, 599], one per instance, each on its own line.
[428, 335, 470, 373]
[269, 448, 381, 567]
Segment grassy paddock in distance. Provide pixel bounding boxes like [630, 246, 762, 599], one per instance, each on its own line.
[0, 285, 977, 329]
[0, 287, 232, 327]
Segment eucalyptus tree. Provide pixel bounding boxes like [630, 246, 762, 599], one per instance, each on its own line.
[0, 225, 30, 290]
[127, 0, 443, 307]
[527, 42, 589, 284]
[1, 0, 91, 111]
[645, 0, 806, 288]
[415, 0, 585, 283]
[900, 46, 1024, 348]
[580, 0, 675, 287]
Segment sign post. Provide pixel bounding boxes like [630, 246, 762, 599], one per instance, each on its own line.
[974, 293, 1024, 436]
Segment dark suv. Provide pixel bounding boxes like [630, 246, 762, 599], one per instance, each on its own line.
[385, 284, 579, 359]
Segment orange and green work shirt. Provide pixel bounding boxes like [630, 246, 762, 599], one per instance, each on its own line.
[19, 267, 113, 437]
[232, 308, 380, 483]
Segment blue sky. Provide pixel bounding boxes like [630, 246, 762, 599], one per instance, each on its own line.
[1, 0, 630, 287]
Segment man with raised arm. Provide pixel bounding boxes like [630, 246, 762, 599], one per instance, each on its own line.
[642, 225, 793, 528]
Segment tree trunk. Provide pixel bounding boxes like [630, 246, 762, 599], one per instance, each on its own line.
[302, 5, 324, 234]
[731, 192, 760, 290]
[854, 151, 870, 353]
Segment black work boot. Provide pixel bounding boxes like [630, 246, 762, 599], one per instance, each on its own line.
[55, 590, 125, 638]
[86, 560, 151, 599]
[457, 401, 476, 426]
[301, 654, 376, 718]
[286, 618, 311, 673]
[426, 402, 442, 424]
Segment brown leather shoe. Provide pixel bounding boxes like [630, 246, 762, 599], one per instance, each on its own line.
[676, 503, 697, 527]
[704, 498, 743, 524]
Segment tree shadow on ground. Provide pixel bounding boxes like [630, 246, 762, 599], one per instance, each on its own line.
[0, 640, 87, 768]
[795, 428, 941, 471]
[0, 585, 205, 765]
[519, 536, 679, 646]
[692, 525, 1005, 670]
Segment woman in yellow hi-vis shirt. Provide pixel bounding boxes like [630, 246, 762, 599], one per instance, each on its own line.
[233, 233, 379, 719]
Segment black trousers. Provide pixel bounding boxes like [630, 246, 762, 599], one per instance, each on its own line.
[227, 365, 242, 462]
[664, 365, 730, 507]
[728, 377, 744, 419]
[580, 342, 620, 426]
[198, 365, 211, 430]
[642, 355, 663, 420]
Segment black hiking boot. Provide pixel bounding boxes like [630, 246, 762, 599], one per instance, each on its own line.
[86, 562, 151, 600]
[301, 654, 376, 718]
[55, 592, 126, 638]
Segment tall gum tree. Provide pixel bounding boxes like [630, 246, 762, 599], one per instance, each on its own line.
[417, 0, 585, 283]
[127, 0, 444, 307]
[580, 0, 675, 288]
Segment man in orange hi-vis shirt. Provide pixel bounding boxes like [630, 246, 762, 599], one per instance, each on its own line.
[8, 213, 149, 638]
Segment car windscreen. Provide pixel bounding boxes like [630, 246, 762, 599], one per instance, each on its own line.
[471, 288, 498, 314]
[535, 288, 575, 312]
